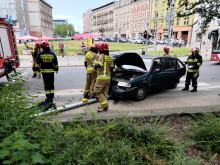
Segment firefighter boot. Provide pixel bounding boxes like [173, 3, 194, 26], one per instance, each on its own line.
[191, 87, 197, 92]
[97, 106, 108, 113]
[182, 86, 189, 91]
[32, 73, 37, 78]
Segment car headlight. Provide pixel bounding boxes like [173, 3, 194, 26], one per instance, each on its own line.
[118, 82, 131, 88]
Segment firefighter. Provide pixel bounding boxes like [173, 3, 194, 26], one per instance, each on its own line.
[37, 41, 59, 108]
[83, 43, 99, 101]
[24, 42, 41, 78]
[93, 42, 113, 112]
[163, 46, 172, 57]
[182, 47, 203, 92]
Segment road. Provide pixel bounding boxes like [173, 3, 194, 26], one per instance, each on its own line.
[1, 61, 220, 121]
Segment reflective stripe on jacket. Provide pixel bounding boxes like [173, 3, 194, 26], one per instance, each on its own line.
[186, 54, 203, 73]
[96, 54, 113, 81]
[85, 51, 98, 73]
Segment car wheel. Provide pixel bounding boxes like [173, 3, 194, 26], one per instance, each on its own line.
[168, 82, 178, 89]
[135, 86, 147, 101]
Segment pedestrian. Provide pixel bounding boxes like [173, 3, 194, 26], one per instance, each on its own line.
[24, 42, 41, 78]
[82, 43, 99, 101]
[59, 41, 65, 57]
[182, 47, 203, 92]
[37, 41, 59, 109]
[163, 46, 172, 57]
[93, 42, 113, 112]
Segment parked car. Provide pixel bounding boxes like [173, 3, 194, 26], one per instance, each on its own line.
[118, 37, 128, 43]
[110, 52, 186, 101]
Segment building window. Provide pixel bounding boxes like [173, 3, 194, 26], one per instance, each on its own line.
[184, 17, 189, 25]
[176, 18, 180, 26]
[196, 33, 202, 42]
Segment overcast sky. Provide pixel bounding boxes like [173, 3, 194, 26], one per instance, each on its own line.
[47, 0, 113, 33]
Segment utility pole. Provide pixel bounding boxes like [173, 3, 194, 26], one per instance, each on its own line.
[168, 0, 175, 46]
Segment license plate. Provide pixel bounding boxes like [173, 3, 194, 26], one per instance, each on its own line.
[118, 82, 127, 87]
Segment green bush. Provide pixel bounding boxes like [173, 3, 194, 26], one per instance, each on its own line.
[0, 81, 198, 164]
[189, 114, 220, 155]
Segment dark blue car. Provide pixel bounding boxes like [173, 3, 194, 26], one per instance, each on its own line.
[110, 53, 186, 101]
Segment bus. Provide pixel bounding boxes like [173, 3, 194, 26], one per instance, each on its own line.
[208, 28, 220, 62]
[0, 18, 19, 79]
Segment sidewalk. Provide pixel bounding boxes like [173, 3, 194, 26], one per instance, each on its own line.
[19, 55, 85, 68]
[19, 46, 209, 68]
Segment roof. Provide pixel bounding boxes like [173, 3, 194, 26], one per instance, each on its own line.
[40, 0, 53, 9]
[92, 2, 115, 11]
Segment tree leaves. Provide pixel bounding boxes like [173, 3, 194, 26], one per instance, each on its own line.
[170, 0, 220, 33]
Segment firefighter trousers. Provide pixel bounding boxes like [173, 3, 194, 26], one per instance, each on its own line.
[94, 79, 110, 109]
[84, 72, 97, 97]
[42, 73, 55, 102]
[185, 71, 199, 87]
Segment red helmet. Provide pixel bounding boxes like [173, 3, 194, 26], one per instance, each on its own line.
[164, 46, 170, 52]
[192, 47, 199, 52]
[35, 42, 41, 48]
[91, 43, 99, 50]
[99, 42, 109, 52]
[40, 41, 49, 48]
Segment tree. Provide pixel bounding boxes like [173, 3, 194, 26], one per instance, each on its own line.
[168, 0, 220, 33]
[54, 24, 76, 37]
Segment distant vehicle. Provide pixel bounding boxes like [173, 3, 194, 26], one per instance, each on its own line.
[118, 37, 128, 43]
[110, 53, 186, 101]
[0, 18, 19, 80]
[208, 28, 220, 62]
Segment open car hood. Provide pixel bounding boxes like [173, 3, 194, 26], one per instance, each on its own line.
[113, 53, 147, 70]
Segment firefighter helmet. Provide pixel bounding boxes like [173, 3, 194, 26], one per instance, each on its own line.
[91, 43, 99, 50]
[34, 42, 41, 48]
[99, 42, 109, 52]
[164, 46, 170, 52]
[40, 41, 50, 48]
[192, 47, 199, 52]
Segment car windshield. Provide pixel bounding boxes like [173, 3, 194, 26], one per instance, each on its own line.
[143, 59, 153, 71]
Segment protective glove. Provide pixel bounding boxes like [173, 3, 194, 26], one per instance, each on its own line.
[188, 65, 193, 69]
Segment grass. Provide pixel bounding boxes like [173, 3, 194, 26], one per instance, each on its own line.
[17, 40, 152, 56]
[0, 79, 200, 164]
[148, 47, 191, 57]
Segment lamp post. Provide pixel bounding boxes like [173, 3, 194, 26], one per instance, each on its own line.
[168, 0, 175, 46]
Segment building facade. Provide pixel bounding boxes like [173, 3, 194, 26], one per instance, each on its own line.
[191, 15, 220, 57]
[83, 10, 92, 33]
[90, 2, 115, 37]
[114, 0, 132, 38]
[27, 0, 53, 37]
[150, 0, 194, 44]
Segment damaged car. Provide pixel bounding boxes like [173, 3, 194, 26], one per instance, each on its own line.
[110, 52, 186, 101]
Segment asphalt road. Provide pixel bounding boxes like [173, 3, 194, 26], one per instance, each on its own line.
[1, 61, 220, 120]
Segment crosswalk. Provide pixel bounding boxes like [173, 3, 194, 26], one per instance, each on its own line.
[178, 78, 220, 90]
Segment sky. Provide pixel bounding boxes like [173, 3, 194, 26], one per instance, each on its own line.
[47, 0, 113, 33]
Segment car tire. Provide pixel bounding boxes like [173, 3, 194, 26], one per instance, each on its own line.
[135, 86, 147, 101]
[168, 82, 178, 89]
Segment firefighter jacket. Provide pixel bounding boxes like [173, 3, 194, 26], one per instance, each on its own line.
[94, 54, 113, 81]
[37, 50, 59, 73]
[84, 51, 98, 73]
[186, 54, 203, 73]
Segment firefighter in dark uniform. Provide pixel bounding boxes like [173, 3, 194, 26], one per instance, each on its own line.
[182, 47, 203, 92]
[37, 41, 59, 107]
[24, 42, 41, 78]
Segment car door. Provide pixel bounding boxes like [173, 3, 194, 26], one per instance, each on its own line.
[161, 58, 178, 88]
[150, 58, 167, 90]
